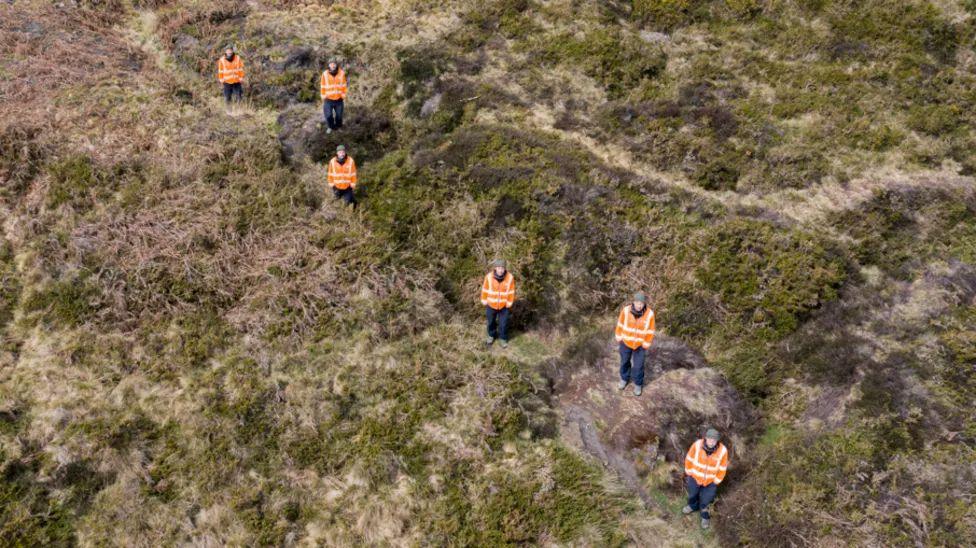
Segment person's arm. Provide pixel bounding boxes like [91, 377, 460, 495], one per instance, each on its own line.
[340, 71, 348, 99]
[614, 308, 625, 342]
[714, 446, 729, 485]
[506, 276, 515, 308]
[480, 275, 489, 306]
[684, 443, 696, 478]
[349, 158, 357, 189]
[217, 59, 225, 83]
[326, 161, 335, 188]
[320, 72, 327, 101]
[642, 312, 655, 349]
[238, 58, 245, 82]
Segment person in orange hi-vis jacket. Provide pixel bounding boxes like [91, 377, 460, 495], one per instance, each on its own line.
[481, 259, 515, 348]
[320, 58, 348, 133]
[327, 144, 357, 208]
[217, 45, 245, 110]
[683, 428, 729, 530]
[614, 291, 655, 396]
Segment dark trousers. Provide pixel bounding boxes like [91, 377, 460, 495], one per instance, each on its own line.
[686, 476, 718, 519]
[323, 98, 344, 129]
[486, 306, 510, 341]
[222, 82, 243, 103]
[619, 343, 646, 386]
[332, 187, 356, 207]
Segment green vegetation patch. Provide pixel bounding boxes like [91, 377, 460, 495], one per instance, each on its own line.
[1, 452, 113, 546]
[833, 187, 976, 279]
[525, 27, 666, 97]
[20, 273, 102, 329]
[696, 219, 846, 337]
[46, 154, 143, 211]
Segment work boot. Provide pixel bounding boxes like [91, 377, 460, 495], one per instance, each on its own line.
[486, 337, 495, 346]
[701, 517, 710, 530]
[682, 505, 693, 515]
[633, 385, 642, 396]
[617, 379, 627, 390]
[500, 340, 508, 349]
[326, 127, 333, 134]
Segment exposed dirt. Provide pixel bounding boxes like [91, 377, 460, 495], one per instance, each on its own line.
[542, 332, 754, 510]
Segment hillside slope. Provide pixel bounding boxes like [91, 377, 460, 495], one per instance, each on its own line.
[2, 0, 975, 545]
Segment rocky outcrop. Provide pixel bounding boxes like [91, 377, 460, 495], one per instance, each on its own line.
[544, 331, 754, 508]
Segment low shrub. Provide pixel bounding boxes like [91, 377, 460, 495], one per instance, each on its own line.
[696, 219, 847, 337]
[530, 28, 666, 97]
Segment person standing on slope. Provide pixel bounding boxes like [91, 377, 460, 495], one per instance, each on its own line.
[217, 45, 245, 113]
[320, 59, 347, 133]
[481, 259, 515, 348]
[327, 145, 357, 208]
[614, 291, 655, 396]
[683, 428, 729, 530]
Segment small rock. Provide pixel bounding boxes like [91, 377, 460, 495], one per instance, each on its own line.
[639, 31, 670, 44]
[420, 93, 442, 117]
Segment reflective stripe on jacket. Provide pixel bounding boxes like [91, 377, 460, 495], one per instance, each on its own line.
[480, 272, 515, 310]
[321, 69, 347, 100]
[327, 156, 357, 190]
[615, 304, 655, 350]
[217, 56, 245, 84]
[684, 439, 728, 487]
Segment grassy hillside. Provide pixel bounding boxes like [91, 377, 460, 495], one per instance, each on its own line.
[1, 0, 975, 545]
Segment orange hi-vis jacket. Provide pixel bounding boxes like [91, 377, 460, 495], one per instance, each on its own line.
[615, 304, 655, 350]
[327, 156, 357, 190]
[685, 439, 729, 487]
[321, 68, 348, 101]
[480, 271, 515, 310]
[217, 55, 245, 84]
